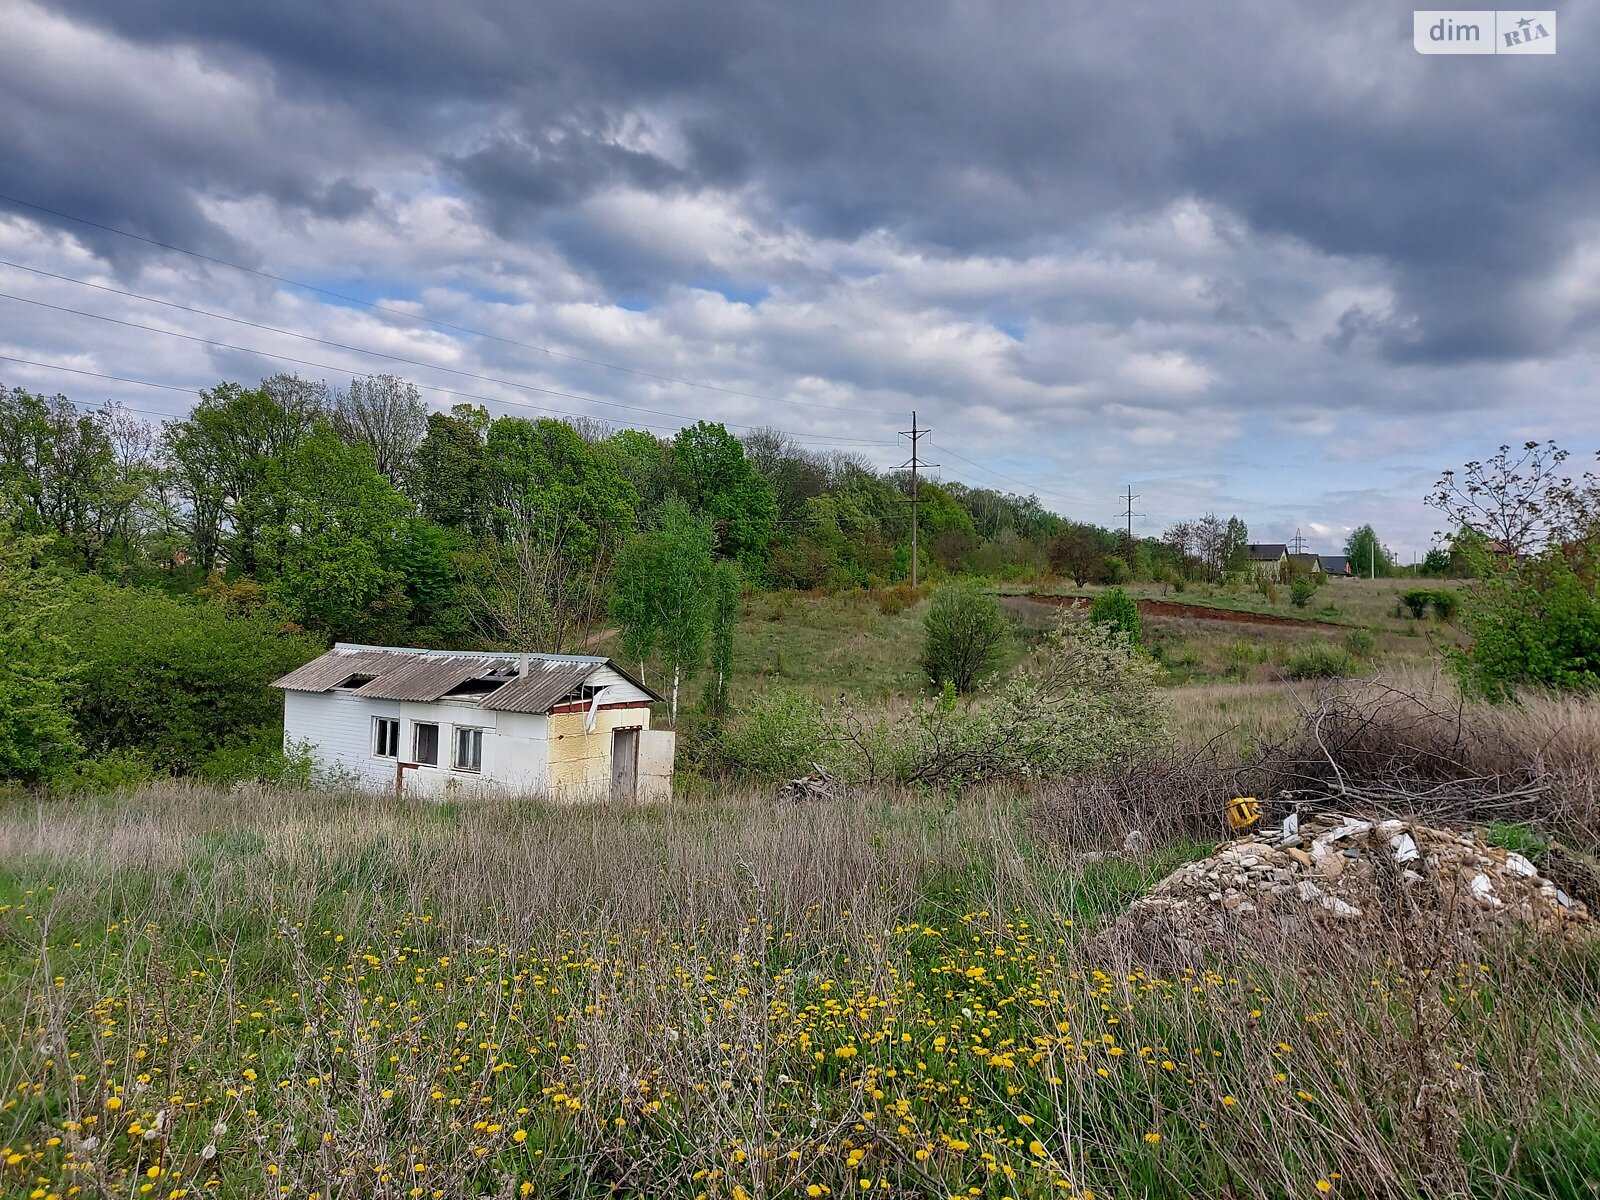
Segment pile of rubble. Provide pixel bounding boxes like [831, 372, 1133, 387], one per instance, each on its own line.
[778, 764, 838, 804]
[1108, 812, 1597, 959]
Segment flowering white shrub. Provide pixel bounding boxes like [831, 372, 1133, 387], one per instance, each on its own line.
[726, 616, 1168, 788]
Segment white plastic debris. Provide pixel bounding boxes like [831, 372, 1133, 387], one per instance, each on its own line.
[1390, 833, 1420, 864]
[1504, 852, 1538, 878]
[1320, 895, 1363, 918]
[1470, 873, 1503, 908]
[1280, 811, 1300, 843]
[1322, 820, 1373, 843]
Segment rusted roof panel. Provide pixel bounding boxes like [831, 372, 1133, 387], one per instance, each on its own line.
[275, 645, 659, 712]
[351, 655, 505, 702]
[272, 649, 403, 692]
[477, 660, 596, 713]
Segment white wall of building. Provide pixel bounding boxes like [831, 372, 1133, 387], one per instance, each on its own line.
[284, 690, 551, 798]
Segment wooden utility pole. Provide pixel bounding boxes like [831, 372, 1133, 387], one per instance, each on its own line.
[899, 411, 933, 587]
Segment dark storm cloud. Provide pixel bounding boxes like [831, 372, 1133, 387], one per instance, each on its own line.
[25, 0, 1600, 362]
[46, 0, 1600, 361]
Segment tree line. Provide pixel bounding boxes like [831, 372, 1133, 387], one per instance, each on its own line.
[2, 371, 1227, 648]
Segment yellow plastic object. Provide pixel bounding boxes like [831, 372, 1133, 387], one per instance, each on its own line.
[1226, 796, 1261, 830]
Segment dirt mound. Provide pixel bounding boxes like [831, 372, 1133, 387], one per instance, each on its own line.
[1106, 812, 1596, 962]
[1021, 593, 1342, 628]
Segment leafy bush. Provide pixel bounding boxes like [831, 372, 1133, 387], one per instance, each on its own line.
[1452, 553, 1600, 700]
[1088, 586, 1142, 646]
[197, 727, 317, 787]
[718, 688, 835, 779]
[1290, 579, 1316, 609]
[59, 579, 323, 775]
[920, 580, 1007, 693]
[1284, 642, 1355, 680]
[1430, 589, 1460, 621]
[1343, 628, 1376, 659]
[55, 748, 161, 794]
[0, 520, 78, 784]
[724, 618, 1168, 788]
[871, 582, 922, 616]
[1401, 589, 1433, 619]
[1102, 555, 1130, 584]
[1224, 640, 1260, 676]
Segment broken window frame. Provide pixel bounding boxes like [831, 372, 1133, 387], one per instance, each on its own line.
[453, 726, 484, 773]
[412, 722, 440, 767]
[373, 717, 401, 759]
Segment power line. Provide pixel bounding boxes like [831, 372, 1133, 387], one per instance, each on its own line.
[926, 439, 1096, 509]
[0, 291, 897, 448]
[1122, 484, 1143, 544]
[0, 351, 895, 451]
[898, 411, 936, 588]
[0, 192, 901, 418]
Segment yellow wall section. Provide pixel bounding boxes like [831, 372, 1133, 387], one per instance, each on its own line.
[546, 706, 651, 799]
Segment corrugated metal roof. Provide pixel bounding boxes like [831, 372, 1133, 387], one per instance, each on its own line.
[272, 649, 401, 692]
[351, 655, 506, 702]
[273, 645, 660, 712]
[477, 660, 596, 713]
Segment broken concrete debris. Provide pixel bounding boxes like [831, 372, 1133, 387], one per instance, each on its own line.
[1108, 811, 1594, 957]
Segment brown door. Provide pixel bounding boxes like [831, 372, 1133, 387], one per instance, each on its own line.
[610, 728, 639, 800]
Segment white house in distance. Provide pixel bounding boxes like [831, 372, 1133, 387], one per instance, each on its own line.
[273, 644, 673, 801]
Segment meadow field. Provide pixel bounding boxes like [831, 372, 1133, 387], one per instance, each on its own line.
[4, 779, 1600, 1200]
[5, 584, 1600, 1199]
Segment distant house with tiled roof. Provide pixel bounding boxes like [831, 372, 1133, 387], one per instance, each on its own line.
[1245, 543, 1288, 581]
[1287, 552, 1325, 577]
[1319, 554, 1352, 577]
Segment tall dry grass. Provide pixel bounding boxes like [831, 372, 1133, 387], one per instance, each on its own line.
[2, 777, 1600, 1197]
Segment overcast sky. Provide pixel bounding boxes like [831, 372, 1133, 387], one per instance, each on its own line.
[2, 0, 1598, 556]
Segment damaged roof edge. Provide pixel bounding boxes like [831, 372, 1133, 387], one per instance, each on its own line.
[271, 644, 663, 709]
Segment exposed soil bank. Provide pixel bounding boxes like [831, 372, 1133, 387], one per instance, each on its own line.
[1019, 592, 1345, 629]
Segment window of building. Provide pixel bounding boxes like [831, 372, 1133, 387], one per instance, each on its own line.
[454, 727, 483, 773]
[373, 717, 401, 759]
[413, 722, 440, 767]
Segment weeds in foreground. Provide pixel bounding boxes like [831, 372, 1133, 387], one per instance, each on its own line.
[2, 785, 1599, 1197]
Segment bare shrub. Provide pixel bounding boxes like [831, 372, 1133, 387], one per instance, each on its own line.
[1255, 676, 1600, 839]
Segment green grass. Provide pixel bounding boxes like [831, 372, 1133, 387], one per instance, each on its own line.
[4, 786, 1599, 1198]
[594, 589, 1039, 704]
[1014, 577, 1468, 633]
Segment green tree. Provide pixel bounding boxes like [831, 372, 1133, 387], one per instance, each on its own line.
[0, 516, 78, 782]
[669, 422, 776, 574]
[265, 426, 411, 641]
[1088, 586, 1143, 645]
[1344, 525, 1395, 578]
[702, 560, 741, 718]
[921, 579, 1007, 693]
[61, 578, 322, 775]
[164, 379, 321, 573]
[0, 388, 158, 571]
[392, 517, 468, 645]
[487, 416, 637, 561]
[1420, 547, 1454, 576]
[608, 500, 716, 722]
[410, 405, 492, 538]
[1223, 516, 1250, 574]
[603, 428, 671, 513]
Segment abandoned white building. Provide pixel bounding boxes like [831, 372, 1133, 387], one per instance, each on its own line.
[273, 644, 673, 800]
